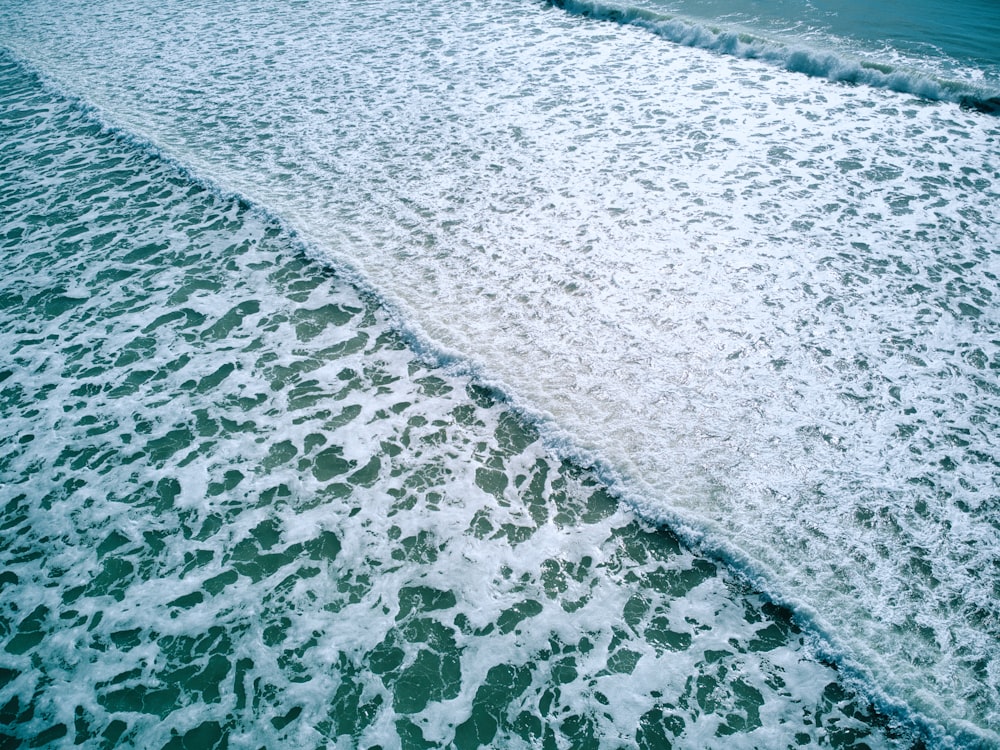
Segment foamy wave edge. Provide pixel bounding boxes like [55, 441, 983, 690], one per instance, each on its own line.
[1, 44, 991, 749]
[547, 0, 1000, 115]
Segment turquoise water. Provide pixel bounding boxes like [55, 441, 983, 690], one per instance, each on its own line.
[641, 0, 1000, 68]
[1, 0, 999, 746]
[0, 56, 905, 749]
[556, 0, 1000, 109]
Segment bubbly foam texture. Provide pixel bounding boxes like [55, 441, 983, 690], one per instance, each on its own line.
[550, 0, 1000, 111]
[2, 0, 999, 744]
[0, 58, 908, 748]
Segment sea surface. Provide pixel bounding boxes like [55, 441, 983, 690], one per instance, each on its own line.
[0, 0, 998, 747]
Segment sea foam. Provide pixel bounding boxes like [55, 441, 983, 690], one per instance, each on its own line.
[2, 0, 998, 743]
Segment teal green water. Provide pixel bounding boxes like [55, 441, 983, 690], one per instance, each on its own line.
[0, 57, 913, 748]
[3, 0, 999, 741]
[556, 0, 1000, 109]
[644, 0, 1000, 69]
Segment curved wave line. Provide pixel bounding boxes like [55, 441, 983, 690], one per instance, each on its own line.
[0, 44, 981, 749]
[547, 0, 1000, 115]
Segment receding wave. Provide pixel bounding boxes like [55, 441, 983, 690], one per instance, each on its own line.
[0, 48, 946, 747]
[3, 0, 999, 737]
[0, 50, 939, 749]
[548, 0, 1000, 114]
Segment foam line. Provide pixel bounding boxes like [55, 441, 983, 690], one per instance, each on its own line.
[0, 45, 984, 747]
[547, 0, 1000, 113]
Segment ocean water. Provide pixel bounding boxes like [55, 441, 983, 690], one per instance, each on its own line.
[0, 53, 905, 750]
[0, 0, 997, 748]
[645, 0, 1000, 69]
[556, 0, 1000, 109]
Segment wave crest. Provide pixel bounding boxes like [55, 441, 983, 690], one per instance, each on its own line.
[548, 0, 1000, 113]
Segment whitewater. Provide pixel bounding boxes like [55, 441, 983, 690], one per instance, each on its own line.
[1, 0, 998, 747]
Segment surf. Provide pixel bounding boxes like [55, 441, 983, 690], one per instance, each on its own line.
[0, 52, 928, 749]
[547, 0, 1000, 113]
[2, 0, 998, 744]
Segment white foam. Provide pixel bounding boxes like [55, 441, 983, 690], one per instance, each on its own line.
[2, 0, 998, 743]
[551, 0, 1000, 108]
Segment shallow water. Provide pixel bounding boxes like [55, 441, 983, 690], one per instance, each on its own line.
[0, 58, 910, 748]
[638, 0, 1000, 72]
[1, 0, 998, 745]
[556, 0, 1000, 108]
